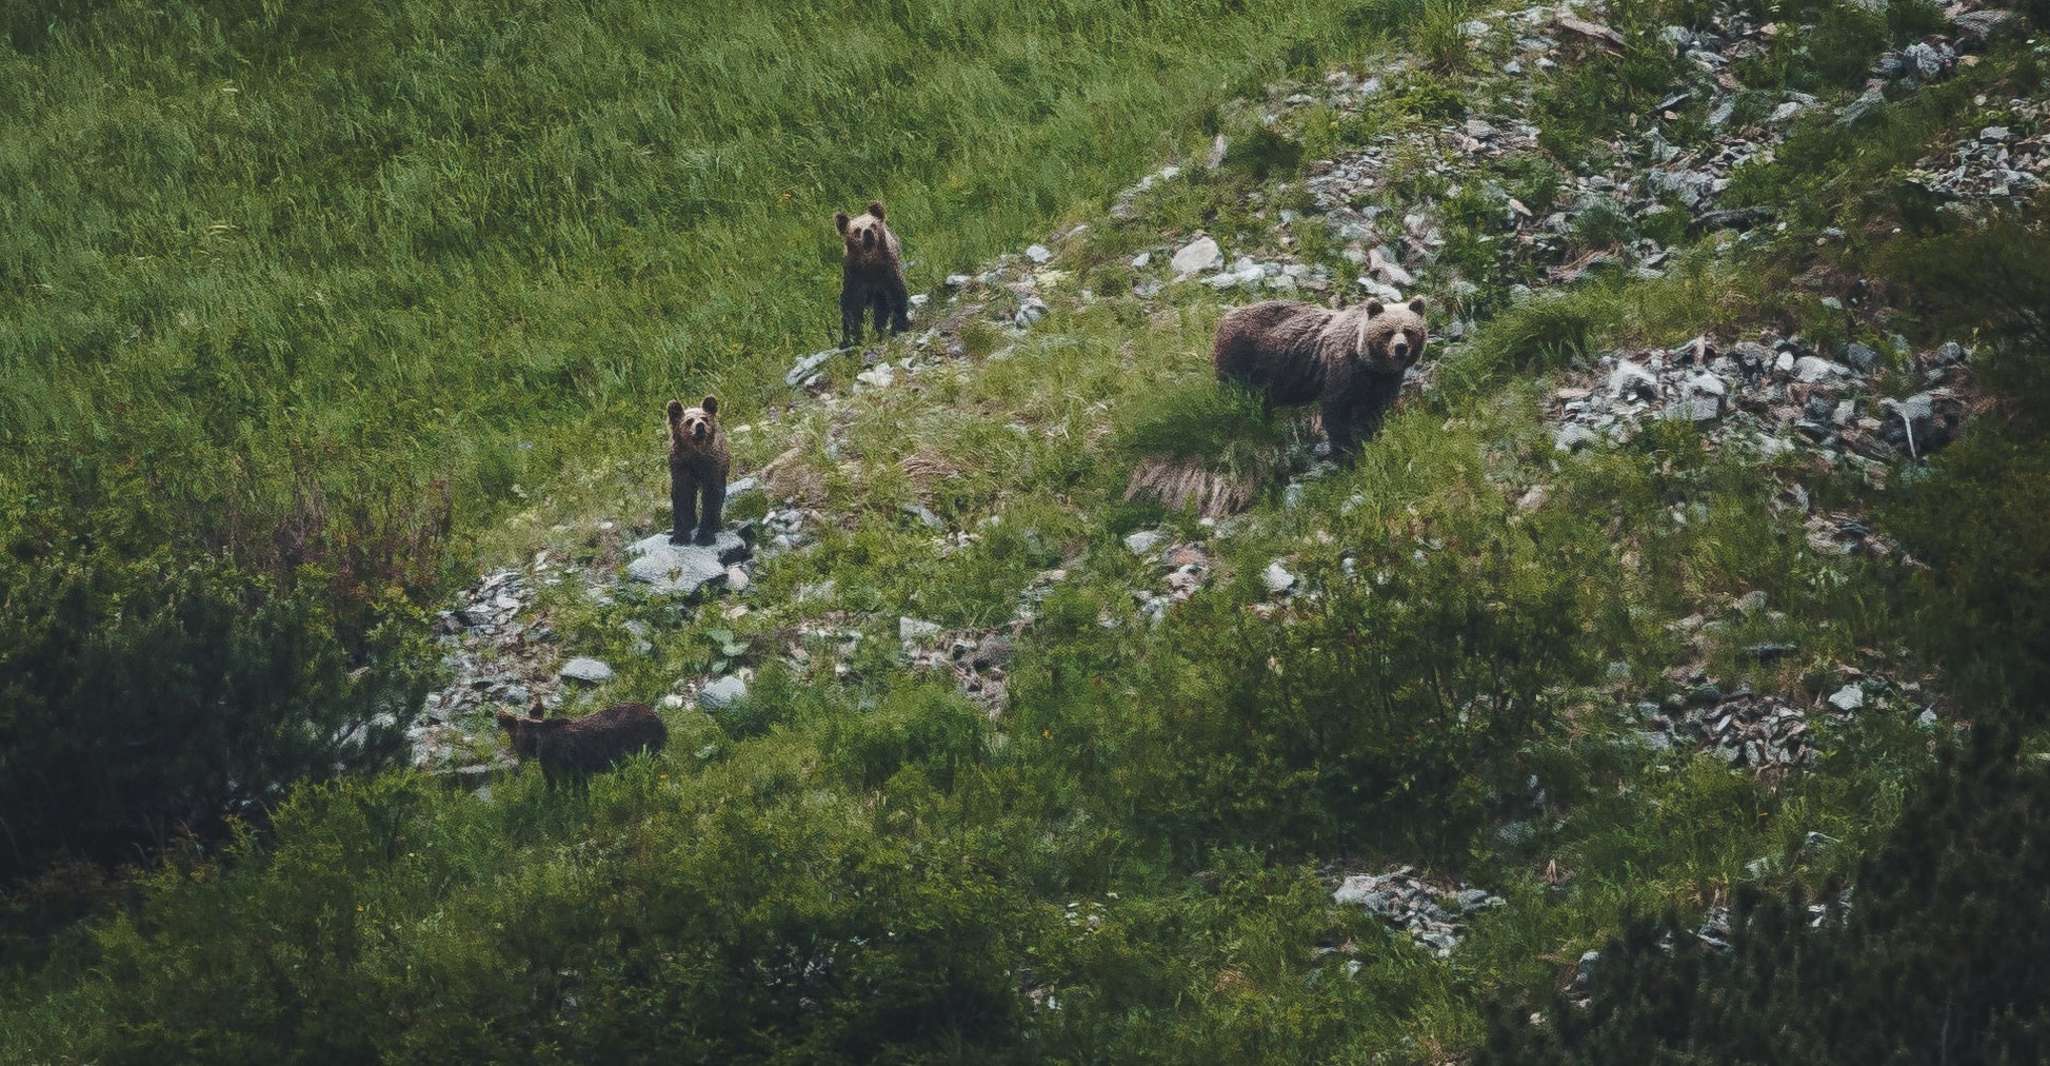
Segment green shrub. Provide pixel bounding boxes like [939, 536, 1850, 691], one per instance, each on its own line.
[0, 548, 433, 890]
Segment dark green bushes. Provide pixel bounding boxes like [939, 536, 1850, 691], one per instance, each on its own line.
[0, 549, 431, 888]
[1012, 516, 1599, 860]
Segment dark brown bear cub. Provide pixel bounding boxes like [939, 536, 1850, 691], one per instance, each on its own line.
[496, 702, 667, 788]
[1212, 297, 1430, 459]
[834, 200, 911, 348]
[667, 395, 731, 546]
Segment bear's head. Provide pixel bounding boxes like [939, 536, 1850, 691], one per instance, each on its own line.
[666, 395, 720, 447]
[1354, 297, 1430, 372]
[834, 201, 890, 262]
[496, 707, 566, 757]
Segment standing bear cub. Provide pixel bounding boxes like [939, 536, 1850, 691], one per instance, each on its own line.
[667, 395, 731, 545]
[1212, 297, 1430, 458]
[497, 701, 667, 789]
[834, 200, 911, 348]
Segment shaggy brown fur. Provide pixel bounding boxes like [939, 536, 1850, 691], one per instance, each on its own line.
[1212, 297, 1430, 458]
[497, 702, 667, 787]
[667, 396, 731, 546]
[834, 200, 911, 348]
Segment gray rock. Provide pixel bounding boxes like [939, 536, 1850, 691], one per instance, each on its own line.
[1123, 529, 1164, 555]
[1904, 42, 1945, 81]
[626, 531, 748, 596]
[1842, 342, 1880, 371]
[698, 674, 748, 710]
[899, 616, 943, 643]
[1262, 561, 1297, 594]
[973, 634, 1013, 669]
[1555, 424, 1600, 452]
[1575, 949, 1600, 990]
[1609, 358, 1659, 402]
[1827, 684, 1865, 712]
[559, 657, 614, 685]
[1837, 87, 1886, 127]
[785, 349, 837, 387]
[901, 502, 944, 529]
[1734, 590, 1768, 615]
[1025, 243, 1053, 264]
[1793, 356, 1849, 383]
[1952, 9, 2019, 39]
[1014, 296, 1050, 328]
[1665, 395, 1721, 423]
[1332, 875, 1382, 908]
[1170, 235, 1223, 275]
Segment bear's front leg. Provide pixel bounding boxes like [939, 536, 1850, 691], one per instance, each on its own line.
[884, 273, 912, 334]
[1322, 396, 1363, 461]
[869, 288, 892, 340]
[840, 284, 866, 349]
[1354, 374, 1402, 444]
[670, 466, 697, 544]
[694, 480, 725, 546]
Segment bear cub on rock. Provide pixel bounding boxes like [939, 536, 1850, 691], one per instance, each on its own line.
[834, 200, 911, 348]
[667, 395, 731, 546]
[1212, 296, 1430, 459]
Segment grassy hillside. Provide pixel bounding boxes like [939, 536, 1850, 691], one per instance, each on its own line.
[1, 0, 1379, 577]
[0, 0, 1391, 877]
[6, 0, 2050, 1061]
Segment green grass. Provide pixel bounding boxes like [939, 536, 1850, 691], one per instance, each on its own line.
[0, 0, 1409, 594]
[4, 0, 2050, 1061]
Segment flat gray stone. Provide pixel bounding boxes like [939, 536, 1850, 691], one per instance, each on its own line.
[1608, 358, 1658, 401]
[785, 349, 837, 387]
[625, 531, 750, 597]
[560, 657, 614, 684]
[1827, 684, 1865, 712]
[899, 616, 943, 642]
[698, 674, 748, 710]
[1555, 424, 1599, 452]
[1793, 356, 1850, 383]
[1170, 235, 1222, 275]
[1123, 529, 1164, 555]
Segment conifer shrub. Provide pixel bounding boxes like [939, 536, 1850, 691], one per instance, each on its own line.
[0, 548, 432, 890]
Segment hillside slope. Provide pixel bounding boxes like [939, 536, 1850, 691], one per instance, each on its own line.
[7, 0, 2050, 1062]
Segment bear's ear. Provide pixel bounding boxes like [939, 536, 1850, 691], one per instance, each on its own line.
[1365, 299, 1385, 317]
[701, 394, 719, 416]
[867, 200, 886, 220]
[1407, 297, 1427, 315]
[666, 399, 684, 422]
[834, 211, 850, 234]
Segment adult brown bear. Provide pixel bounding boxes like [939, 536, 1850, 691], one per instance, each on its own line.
[1212, 297, 1429, 458]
